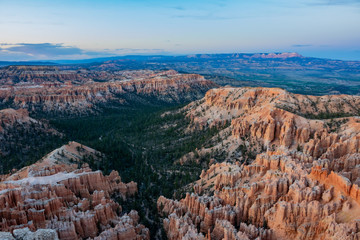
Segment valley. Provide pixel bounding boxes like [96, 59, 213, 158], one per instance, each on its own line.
[0, 66, 223, 239]
[0, 61, 359, 239]
[0, 0, 360, 240]
[2, 0, 359, 238]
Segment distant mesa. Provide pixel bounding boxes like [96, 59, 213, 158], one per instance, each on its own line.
[185, 52, 303, 59]
[250, 52, 302, 58]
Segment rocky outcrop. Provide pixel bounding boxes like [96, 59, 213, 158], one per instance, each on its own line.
[0, 141, 149, 240]
[0, 108, 34, 131]
[0, 108, 61, 162]
[158, 87, 360, 240]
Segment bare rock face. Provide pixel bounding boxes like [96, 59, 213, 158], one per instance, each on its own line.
[0, 67, 217, 115]
[0, 141, 149, 240]
[158, 87, 360, 240]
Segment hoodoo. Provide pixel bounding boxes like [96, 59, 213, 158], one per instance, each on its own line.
[0, 141, 150, 240]
[158, 87, 360, 240]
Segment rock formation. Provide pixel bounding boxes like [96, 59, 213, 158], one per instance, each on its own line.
[158, 87, 360, 240]
[183, 87, 360, 162]
[0, 141, 149, 240]
[0, 67, 217, 115]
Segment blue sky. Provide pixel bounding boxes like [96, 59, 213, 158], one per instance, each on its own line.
[0, 0, 360, 60]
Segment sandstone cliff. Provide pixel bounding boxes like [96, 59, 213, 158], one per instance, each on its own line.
[0, 141, 149, 240]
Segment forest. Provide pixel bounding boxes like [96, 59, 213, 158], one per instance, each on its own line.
[49, 104, 224, 238]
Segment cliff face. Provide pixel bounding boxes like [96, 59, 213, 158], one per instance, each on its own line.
[0, 141, 149, 240]
[0, 67, 217, 115]
[158, 87, 360, 240]
[0, 66, 159, 85]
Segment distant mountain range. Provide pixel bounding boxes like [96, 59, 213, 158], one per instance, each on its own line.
[2, 52, 358, 65]
[0, 60, 57, 66]
[1, 52, 360, 95]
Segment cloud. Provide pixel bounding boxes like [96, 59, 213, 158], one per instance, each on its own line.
[0, 43, 88, 57]
[171, 6, 186, 11]
[166, 0, 231, 19]
[292, 44, 313, 47]
[325, 0, 360, 5]
[172, 13, 237, 20]
[113, 48, 169, 55]
[306, 0, 360, 6]
[0, 20, 64, 26]
[163, 0, 229, 11]
[0, 43, 172, 60]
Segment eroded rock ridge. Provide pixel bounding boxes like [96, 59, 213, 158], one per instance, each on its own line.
[158, 87, 360, 240]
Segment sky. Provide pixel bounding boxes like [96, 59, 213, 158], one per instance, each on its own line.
[0, 0, 360, 61]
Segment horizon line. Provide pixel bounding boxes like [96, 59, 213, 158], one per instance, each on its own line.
[1, 52, 359, 63]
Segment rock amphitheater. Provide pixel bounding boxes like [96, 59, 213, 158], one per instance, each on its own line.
[158, 87, 360, 240]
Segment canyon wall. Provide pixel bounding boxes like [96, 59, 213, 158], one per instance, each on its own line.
[0, 67, 218, 115]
